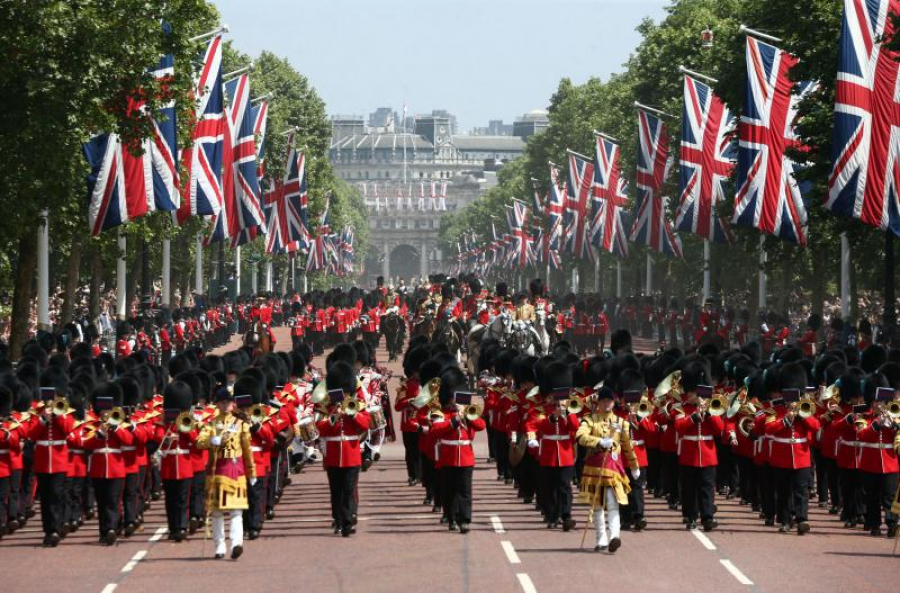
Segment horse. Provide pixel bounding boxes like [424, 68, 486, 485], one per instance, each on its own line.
[466, 310, 514, 375]
[510, 320, 541, 356]
[412, 310, 435, 340]
[381, 309, 406, 362]
[433, 316, 464, 363]
[533, 307, 552, 355]
[244, 319, 272, 356]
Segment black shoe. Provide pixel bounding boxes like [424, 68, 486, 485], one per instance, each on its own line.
[188, 517, 199, 535]
[104, 530, 117, 546]
[361, 458, 373, 472]
[888, 524, 899, 538]
[634, 518, 647, 531]
[266, 509, 275, 520]
[818, 501, 829, 508]
[333, 522, 340, 534]
[870, 527, 882, 537]
[151, 491, 162, 501]
[779, 524, 791, 533]
[408, 478, 416, 486]
[562, 518, 576, 532]
[764, 519, 775, 527]
[449, 522, 458, 531]
[351, 514, 358, 526]
[594, 545, 607, 552]
[49, 532, 62, 547]
[215, 553, 225, 559]
[26, 508, 36, 519]
[6, 519, 19, 533]
[686, 521, 697, 530]
[496, 475, 504, 481]
[844, 521, 856, 528]
[341, 527, 352, 537]
[123, 523, 136, 537]
[231, 545, 243, 560]
[460, 523, 470, 534]
[247, 530, 259, 540]
[608, 537, 621, 553]
[504, 478, 513, 485]
[423, 497, 433, 506]
[547, 521, 556, 529]
[797, 521, 811, 536]
[703, 519, 718, 532]
[433, 504, 441, 513]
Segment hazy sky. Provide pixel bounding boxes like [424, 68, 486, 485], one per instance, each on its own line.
[213, 0, 670, 131]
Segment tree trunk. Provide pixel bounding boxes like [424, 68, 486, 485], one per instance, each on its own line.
[89, 245, 102, 320]
[60, 231, 84, 324]
[9, 228, 38, 360]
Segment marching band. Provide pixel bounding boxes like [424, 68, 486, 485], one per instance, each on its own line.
[1, 274, 900, 561]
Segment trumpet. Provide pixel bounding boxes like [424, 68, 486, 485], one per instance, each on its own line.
[464, 404, 482, 422]
[175, 411, 196, 433]
[566, 396, 585, 415]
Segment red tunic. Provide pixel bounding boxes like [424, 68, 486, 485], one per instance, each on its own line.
[316, 410, 371, 468]
[674, 404, 724, 467]
[431, 410, 485, 467]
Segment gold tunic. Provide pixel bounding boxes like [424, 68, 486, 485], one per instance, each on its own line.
[575, 411, 639, 506]
[515, 302, 536, 322]
[197, 412, 256, 511]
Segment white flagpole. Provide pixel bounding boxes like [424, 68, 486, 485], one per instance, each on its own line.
[702, 239, 711, 302]
[758, 235, 767, 309]
[162, 238, 171, 307]
[37, 210, 50, 331]
[841, 233, 850, 319]
[266, 261, 273, 292]
[235, 245, 241, 297]
[616, 260, 622, 298]
[594, 249, 601, 292]
[646, 252, 653, 294]
[117, 229, 127, 320]
[195, 234, 203, 296]
[251, 262, 258, 293]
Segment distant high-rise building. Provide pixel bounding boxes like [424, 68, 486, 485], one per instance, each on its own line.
[512, 109, 549, 139]
[368, 107, 398, 130]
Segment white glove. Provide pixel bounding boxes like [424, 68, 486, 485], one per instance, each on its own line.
[527, 439, 539, 449]
[249, 478, 257, 487]
[631, 468, 641, 480]
[599, 437, 614, 449]
[210, 435, 222, 446]
[421, 425, 430, 434]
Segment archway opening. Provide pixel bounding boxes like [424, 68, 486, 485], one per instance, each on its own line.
[390, 244, 420, 284]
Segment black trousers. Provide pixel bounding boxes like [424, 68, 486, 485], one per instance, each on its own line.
[137, 466, 149, 511]
[421, 456, 438, 502]
[839, 467, 864, 521]
[716, 444, 737, 494]
[0, 476, 8, 528]
[67, 476, 87, 524]
[402, 432, 421, 481]
[737, 456, 757, 505]
[7, 469, 21, 521]
[163, 478, 191, 533]
[122, 471, 141, 526]
[647, 448, 662, 494]
[820, 455, 841, 509]
[623, 466, 647, 524]
[813, 449, 828, 502]
[680, 465, 716, 522]
[540, 465, 574, 523]
[862, 471, 899, 529]
[441, 466, 474, 524]
[486, 420, 497, 460]
[37, 472, 67, 535]
[326, 466, 360, 529]
[189, 472, 205, 519]
[758, 463, 777, 522]
[519, 454, 539, 501]
[92, 477, 124, 536]
[663, 452, 679, 503]
[773, 466, 811, 524]
[244, 472, 267, 531]
[490, 429, 511, 479]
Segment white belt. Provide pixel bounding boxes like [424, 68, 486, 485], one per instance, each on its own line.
[0, 449, 8, 454]
[632, 439, 645, 447]
[858, 442, 894, 449]
[161, 448, 190, 456]
[251, 446, 263, 452]
[681, 435, 713, 442]
[94, 448, 122, 454]
[839, 439, 859, 448]
[440, 440, 472, 446]
[69, 449, 85, 454]
[541, 435, 570, 441]
[772, 437, 807, 445]
[122, 446, 136, 452]
[322, 435, 358, 442]
[36, 440, 66, 446]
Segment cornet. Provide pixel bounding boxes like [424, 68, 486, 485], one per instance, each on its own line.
[708, 394, 727, 417]
[796, 397, 817, 419]
[464, 404, 482, 422]
[175, 411, 197, 433]
[565, 396, 585, 415]
[633, 398, 654, 420]
[105, 406, 126, 427]
[50, 396, 71, 416]
[250, 404, 269, 424]
[340, 398, 360, 417]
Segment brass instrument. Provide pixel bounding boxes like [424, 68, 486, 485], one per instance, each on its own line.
[51, 396, 71, 416]
[737, 416, 754, 438]
[566, 396, 585, 415]
[525, 386, 540, 403]
[796, 396, 817, 419]
[464, 404, 483, 422]
[175, 411, 197, 433]
[820, 383, 839, 404]
[725, 388, 746, 419]
[250, 404, 268, 424]
[412, 377, 441, 408]
[654, 370, 683, 402]
[340, 398, 360, 417]
[887, 400, 900, 420]
[310, 381, 328, 406]
[634, 397, 653, 420]
[105, 406, 126, 427]
[709, 394, 727, 417]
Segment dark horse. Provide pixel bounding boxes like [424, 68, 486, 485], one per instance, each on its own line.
[433, 316, 464, 363]
[381, 310, 406, 362]
[244, 319, 273, 357]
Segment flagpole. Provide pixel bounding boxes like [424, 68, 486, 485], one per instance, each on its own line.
[37, 210, 50, 331]
[117, 229, 127, 321]
[616, 260, 622, 299]
[646, 252, 653, 294]
[758, 235, 767, 310]
[593, 249, 601, 293]
[702, 240, 711, 302]
[235, 245, 241, 297]
[251, 262, 258, 294]
[291, 256, 296, 292]
[195, 234, 203, 296]
[266, 260, 273, 292]
[162, 237, 171, 308]
[840, 233, 850, 319]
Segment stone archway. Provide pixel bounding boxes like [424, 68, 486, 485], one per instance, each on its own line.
[363, 246, 382, 286]
[389, 244, 420, 284]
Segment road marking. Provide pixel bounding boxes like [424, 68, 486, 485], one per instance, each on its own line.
[691, 529, 716, 550]
[490, 514, 506, 534]
[148, 527, 167, 542]
[501, 540, 521, 564]
[720, 560, 754, 585]
[516, 573, 537, 593]
[120, 550, 148, 573]
[101, 585, 117, 593]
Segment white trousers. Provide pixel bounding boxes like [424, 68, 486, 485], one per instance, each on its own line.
[595, 487, 620, 547]
[212, 510, 244, 555]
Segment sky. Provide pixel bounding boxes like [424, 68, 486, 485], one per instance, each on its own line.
[213, 0, 670, 132]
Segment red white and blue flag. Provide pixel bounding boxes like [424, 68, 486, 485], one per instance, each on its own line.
[306, 197, 332, 272]
[546, 164, 566, 252]
[733, 36, 810, 245]
[674, 75, 734, 243]
[827, 0, 900, 236]
[231, 99, 271, 247]
[564, 150, 594, 259]
[630, 110, 682, 257]
[507, 201, 535, 268]
[175, 34, 225, 224]
[590, 135, 630, 257]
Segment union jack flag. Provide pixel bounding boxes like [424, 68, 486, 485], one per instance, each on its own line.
[175, 34, 224, 224]
[231, 99, 270, 247]
[339, 227, 355, 275]
[827, 0, 900, 235]
[674, 75, 735, 243]
[306, 196, 332, 272]
[507, 201, 535, 269]
[564, 150, 594, 259]
[590, 135, 629, 255]
[630, 110, 682, 256]
[282, 137, 309, 250]
[85, 26, 180, 235]
[263, 185, 287, 254]
[546, 163, 566, 251]
[733, 36, 810, 245]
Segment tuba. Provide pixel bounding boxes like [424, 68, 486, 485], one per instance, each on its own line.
[737, 416, 754, 438]
[412, 377, 441, 409]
